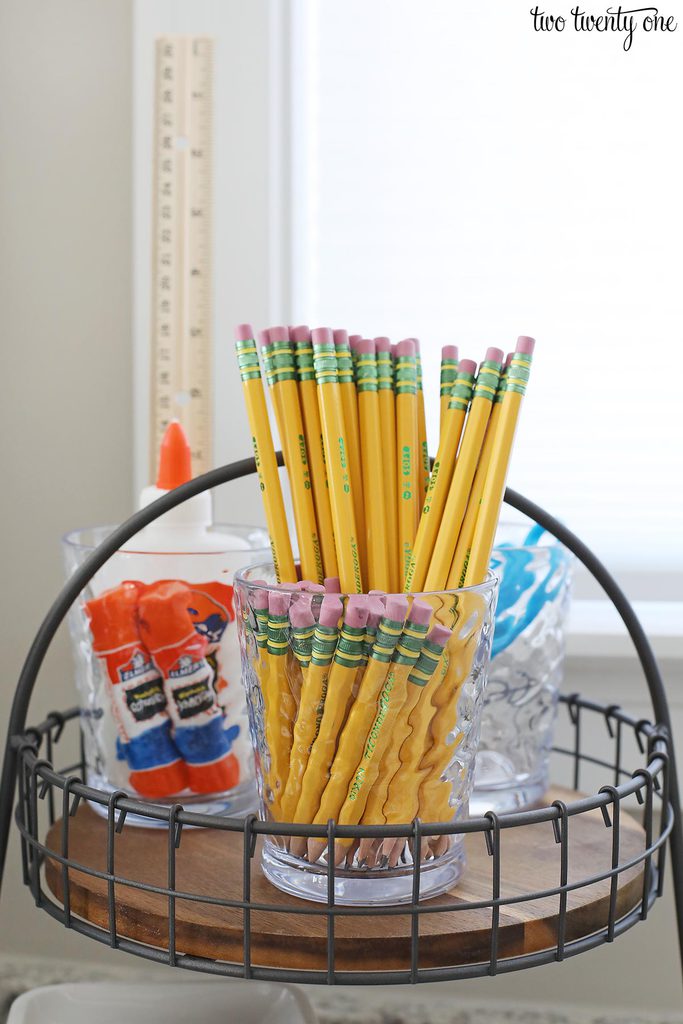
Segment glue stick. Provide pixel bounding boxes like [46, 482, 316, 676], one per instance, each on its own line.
[138, 580, 240, 794]
[84, 582, 188, 797]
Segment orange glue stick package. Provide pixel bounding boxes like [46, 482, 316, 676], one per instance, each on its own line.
[84, 583, 188, 798]
[138, 581, 240, 795]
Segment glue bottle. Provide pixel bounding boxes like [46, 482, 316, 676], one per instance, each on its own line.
[113, 421, 266, 805]
[130, 419, 252, 556]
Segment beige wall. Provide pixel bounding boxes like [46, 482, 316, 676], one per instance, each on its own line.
[0, 0, 136, 964]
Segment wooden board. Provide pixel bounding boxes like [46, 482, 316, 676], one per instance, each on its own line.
[44, 787, 646, 973]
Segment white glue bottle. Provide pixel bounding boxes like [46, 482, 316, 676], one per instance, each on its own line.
[112, 420, 269, 811]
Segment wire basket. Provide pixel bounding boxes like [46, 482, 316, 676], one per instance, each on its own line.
[1, 455, 681, 986]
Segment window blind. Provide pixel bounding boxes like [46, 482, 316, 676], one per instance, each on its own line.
[288, 0, 683, 587]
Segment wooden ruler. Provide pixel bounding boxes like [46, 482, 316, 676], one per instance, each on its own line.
[150, 36, 213, 479]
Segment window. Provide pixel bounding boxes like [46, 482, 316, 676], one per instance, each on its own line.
[288, 0, 683, 598]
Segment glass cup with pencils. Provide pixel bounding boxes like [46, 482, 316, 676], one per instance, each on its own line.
[235, 566, 498, 906]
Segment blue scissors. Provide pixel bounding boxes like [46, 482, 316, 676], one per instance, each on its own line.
[490, 524, 570, 659]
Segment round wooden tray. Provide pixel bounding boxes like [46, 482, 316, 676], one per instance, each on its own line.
[44, 786, 646, 973]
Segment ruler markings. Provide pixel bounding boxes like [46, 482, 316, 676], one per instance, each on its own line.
[150, 36, 213, 479]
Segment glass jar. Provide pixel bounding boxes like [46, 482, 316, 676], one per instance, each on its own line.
[470, 523, 573, 815]
[234, 565, 498, 905]
[63, 524, 270, 821]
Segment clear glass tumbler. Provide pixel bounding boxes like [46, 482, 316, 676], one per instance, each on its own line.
[234, 565, 498, 905]
[470, 523, 573, 815]
[62, 524, 270, 820]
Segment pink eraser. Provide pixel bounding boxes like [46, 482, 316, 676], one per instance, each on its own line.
[324, 576, 341, 593]
[257, 329, 270, 348]
[333, 329, 349, 347]
[357, 338, 375, 355]
[368, 589, 386, 598]
[235, 323, 255, 342]
[505, 352, 514, 368]
[291, 325, 311, 344]
[516, 336, 536, 355]
[396, 339, 416, 358]
[374, 337, 391, 352]
[250, 581, 269, 611]
[385, 595, 409, 622]
[312, 327, 333, 346]
[290, 595, 315, 629]
[301, 582, 325, 593]
[268, 325, 288, 343]
[413, 338, 421, 353]
[442, 345, 458, 360]
[458, 359, 477, 376]
[390, 343, 398, 357]
[268, 590, 291, 616]
[427, 623, 452, 649]
[319, 595, 343, 628]
[349, 334, 362, 345]
[345, 595, 369, 630]
[485, 347, 504, 365]
[408, 599, 432, 627]
[367, 595, 386, 630]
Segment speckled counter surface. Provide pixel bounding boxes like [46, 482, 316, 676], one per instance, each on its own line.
[1, 955, 681, 1024]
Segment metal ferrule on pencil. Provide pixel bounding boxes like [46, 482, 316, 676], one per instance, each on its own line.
[235, 338, 262, 381]
[392, 619, 429, 665]
[266, 613, 290, 656]
[369, 616, 405, 663]
[472, 359, 502, 401]
[311, 341, 338, 384]
[407, 637, 447, 687]
[448, 369, 476, 410]
[333, 622, 367, 668]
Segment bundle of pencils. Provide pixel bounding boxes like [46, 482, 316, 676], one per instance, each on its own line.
[235, 325, 535, 861]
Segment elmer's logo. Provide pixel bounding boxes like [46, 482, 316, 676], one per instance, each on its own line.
[119, 648, 155, 683]
[187, 585, 233, 645]
[168, 653, 202, 679]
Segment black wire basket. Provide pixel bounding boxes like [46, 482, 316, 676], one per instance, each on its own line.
[1, 456, 681, 986]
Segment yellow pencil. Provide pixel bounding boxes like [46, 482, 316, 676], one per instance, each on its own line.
[423, 348, 504, 591]
[403, 358, 477, 593]
[263, 589, 296, 817]
[307, 596, 408, 863]
[379, 627, 451, 830]
[439, 345, 459, 439]
[356, 339, 391, 590]
[363, 623, 451, 856]
[447, 356, 510, 589]
[375, 337, 399, 592]
[291, 325, 339, 579]
[333, 329, 366, 581]
[292, 597, 369, 834]
[395, 339, 420, 586]
[258, 329, 286, 443]
[463, 337, 535, 586]
[280, 595, 342, 824]
[259, 327, 323, 584]
[311, 327, 363, 593]
[333, 600, 433, 845]
[234, 325, 297, 583]
[416, 588, 490, 828]
[414, 339, 431, 505]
